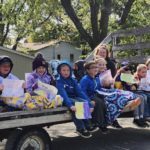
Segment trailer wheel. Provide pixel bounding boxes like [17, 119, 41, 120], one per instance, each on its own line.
[5, 126, 52, 150]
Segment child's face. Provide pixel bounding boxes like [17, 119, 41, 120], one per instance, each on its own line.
[86, 64, 99, 76]
[138, 68, 147, 78]
[147, 63, 150, 70]
[0, 63, 11, 76]
[36, 66, 46, 76]
[97, 60, 106, 73]
[122, 67, 132, 74]
[60, 65, 70, 79]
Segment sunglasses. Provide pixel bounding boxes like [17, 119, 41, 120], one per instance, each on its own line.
[124, 68, 131, 71]
[89, 67, 99, 70]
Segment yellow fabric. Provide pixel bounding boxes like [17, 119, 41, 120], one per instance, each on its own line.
[0, 93, 63, 110]
[115, 81, 123, 90]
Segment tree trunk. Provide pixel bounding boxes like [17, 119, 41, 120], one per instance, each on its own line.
[0, 0, 4, 44]
[61, 0, 94, 49]
[90, 0, 100, 48]
[12, 37, 21, 50]
[99, 0, 112, 42]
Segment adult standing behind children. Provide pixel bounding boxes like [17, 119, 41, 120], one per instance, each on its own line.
[56, 60, 98, 138]
[94, 44, 116, 77]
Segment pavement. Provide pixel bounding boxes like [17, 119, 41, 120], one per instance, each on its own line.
[0, 118, 150, 150]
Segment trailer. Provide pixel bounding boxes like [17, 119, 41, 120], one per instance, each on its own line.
[0, 107, 72, 150]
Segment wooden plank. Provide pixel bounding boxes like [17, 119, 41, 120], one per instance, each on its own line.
[112, 27, 150, 38]
[112, 42, 150, 51]
[0, 113, 72, 130]
[85, 33, 112, 61]
[115, 55, 150, 64]
[137, 35, 142, 56]
[0, 107, 69, 118]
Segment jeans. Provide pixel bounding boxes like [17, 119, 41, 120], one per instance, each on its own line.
[69, 97, 90, 130]
[136, 91, 150, 117]
[134, 93, 145, 117]
[0, 100, 20, 111]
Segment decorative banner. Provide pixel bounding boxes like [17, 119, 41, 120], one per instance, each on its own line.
[38, 80, 58, 95]
[75, 102, 91, 119]
[2, 79, 25, 97]
[138, 78, 150, 91]
[121, 73, 137, 84]
[99, 70, 113, 84]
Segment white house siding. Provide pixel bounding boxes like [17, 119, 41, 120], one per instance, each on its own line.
[0, 46, 34, 80]
[38, 42, 82, 65]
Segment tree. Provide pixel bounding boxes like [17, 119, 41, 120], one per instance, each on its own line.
[0, 0, 57, 50]
[60, 0, 135, 50]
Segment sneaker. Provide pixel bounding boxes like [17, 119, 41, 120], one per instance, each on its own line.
[76, 128, 92, 138]
[112, 120, 123, 130]
[99, 126, 109, 134]
[133, 119, 146, 128]
[140, 118, 149, 127]
[145, 117, 150, 122]
[86, 126, 99, 133]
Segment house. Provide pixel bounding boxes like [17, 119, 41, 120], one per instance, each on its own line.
[18, 40, 82, 65]
[0, 46, 35, 80]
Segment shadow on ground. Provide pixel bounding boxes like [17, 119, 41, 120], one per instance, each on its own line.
[50, 127, 150, 150]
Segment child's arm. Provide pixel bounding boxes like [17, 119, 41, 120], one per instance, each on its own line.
[56, 80, 73, 108]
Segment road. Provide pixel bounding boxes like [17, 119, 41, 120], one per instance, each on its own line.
[0, 118, 150, 150]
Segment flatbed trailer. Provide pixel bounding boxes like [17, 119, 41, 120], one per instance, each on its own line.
[0, 106, 134, 150]
[0, 107, 72, 150]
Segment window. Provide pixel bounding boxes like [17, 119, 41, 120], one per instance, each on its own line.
[70, 54, 74, 62]
[57, 54, 61, 60]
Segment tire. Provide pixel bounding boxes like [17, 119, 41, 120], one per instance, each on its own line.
[5, 126, 52, 150]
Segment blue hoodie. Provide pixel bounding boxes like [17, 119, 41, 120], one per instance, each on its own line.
[56, 60, 93, 108]
[80, 74, 106, 99]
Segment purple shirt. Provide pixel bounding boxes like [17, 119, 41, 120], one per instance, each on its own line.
[26, 70, 50, 93]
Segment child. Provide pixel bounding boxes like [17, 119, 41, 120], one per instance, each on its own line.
[134, 64, 150, 122]
[95, 57, 141, 129]
[146, 59, 150, 70]
[50, 60, 60, 81]
[115, 62, 149, 128]
[27, 57, 51, 94]
[80, 61, 139, 133]
[0, 56, 26, 112]
[56, 60, 98, 138]
[73, 60, 86, 83]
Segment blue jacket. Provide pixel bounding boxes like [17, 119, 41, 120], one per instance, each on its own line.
[80, 74, 106, 100]
[56, 60, 93, 108]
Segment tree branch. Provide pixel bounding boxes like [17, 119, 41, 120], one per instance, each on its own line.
[99, 0, 112, 42]
[90, 0, 100, 48]
[61, 0, 93, 49]
[0, 22, 9, 46]
[119, 0, 135, 25]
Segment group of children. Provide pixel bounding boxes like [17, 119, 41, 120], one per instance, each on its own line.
[0, 50, 150, 138]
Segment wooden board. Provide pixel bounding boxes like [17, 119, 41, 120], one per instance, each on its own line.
[0, 112, 72, 130]
[0, 107, 69, 118]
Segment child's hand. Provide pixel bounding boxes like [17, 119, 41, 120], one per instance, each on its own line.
[70, 106, 76, 112]
[22, 83, 26, 89]
[102, 80, 109, 87]
[32, 82, 38, 89]
[0, 84, 4, 91]
[137, 81, 141, 86]
[91, 101, 96, 107]
[90, 108, 94, 113]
